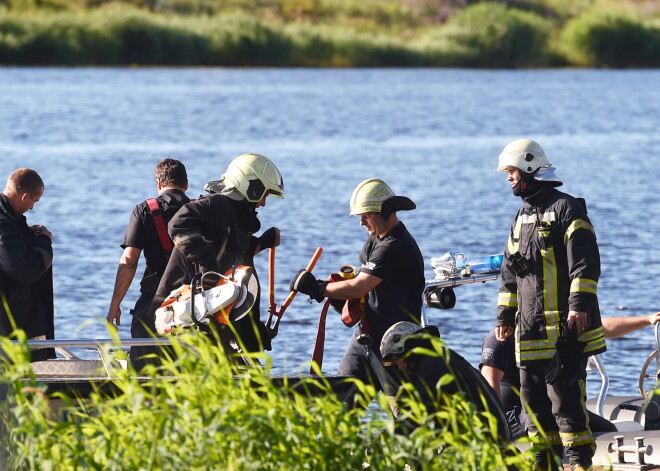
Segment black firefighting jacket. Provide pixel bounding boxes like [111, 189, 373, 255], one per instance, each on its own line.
[0, 194, 55, 361]
[496, 188, 606, 365]
[154, 193, 260, 304]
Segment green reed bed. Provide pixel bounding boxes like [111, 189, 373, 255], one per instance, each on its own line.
[0, 2, 659, 67]
[0, 331, 532, 470]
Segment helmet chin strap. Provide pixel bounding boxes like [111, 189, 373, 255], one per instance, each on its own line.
[512, 169, 540, 197]
[512, 179, 525, 197]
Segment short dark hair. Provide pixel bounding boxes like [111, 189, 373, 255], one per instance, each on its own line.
[154, 159, 187, 188]
[9, 168, 44, 195]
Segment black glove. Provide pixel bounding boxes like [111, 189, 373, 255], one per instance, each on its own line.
[258, 227, 278, 250]
[289, 269, 327, 303]
[545, 329, 585, 387]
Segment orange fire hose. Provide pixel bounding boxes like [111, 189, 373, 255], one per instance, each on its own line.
[265, 246, 323, 339]
[277, 246, 323, 318]
[268, 247, 276, 316]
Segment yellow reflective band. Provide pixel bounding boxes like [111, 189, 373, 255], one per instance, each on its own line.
[172, 232, 202, 248]
[579, 326, 604, 343]
[570, 278, 598, 295]
[529, 430, 562, 445]
[564, 218, 594, 244]
[518, 349, 556, 361]
[508, 217, 523, 253]
[519, 338, 557, 349]
[541, 246, 560, 342]
[560, 431, 594, 447]
[584, 338, 607, 354]
[497, 292, 518, 307]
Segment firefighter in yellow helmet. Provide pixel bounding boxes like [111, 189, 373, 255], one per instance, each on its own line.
[150, 153, 284, 361]
[495, 139, 605, 471]
[290, 178, 424, 406]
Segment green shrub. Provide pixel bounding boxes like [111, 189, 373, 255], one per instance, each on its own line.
[560, 8, 660, 67]
[286, 23, 421, 67]
[201, 13, 294, 66]
[418, 2, 552, 67]
[0, 332, 531, 470]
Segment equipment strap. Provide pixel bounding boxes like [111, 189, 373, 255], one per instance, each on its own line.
[146, 198, 174, 260]
[310, 298, 332, 374]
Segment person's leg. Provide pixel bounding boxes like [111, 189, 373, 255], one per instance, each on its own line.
[336, 334, 381, 407]
[548, 357, 594, 469]
[520, 363, 562, 470]
[129, 294, 158, 371]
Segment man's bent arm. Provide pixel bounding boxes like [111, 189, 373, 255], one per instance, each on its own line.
[324, 272, 381, 300]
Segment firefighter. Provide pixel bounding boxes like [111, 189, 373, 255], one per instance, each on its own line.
[495, 139, 606, 470]
[154, 153, 283, 354]
[380, 321, 511, 442]
[289, 179, 424, 406]
[107, 159, 189, 368]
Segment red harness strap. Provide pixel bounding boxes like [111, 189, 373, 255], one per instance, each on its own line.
[145, 198, 174, 260]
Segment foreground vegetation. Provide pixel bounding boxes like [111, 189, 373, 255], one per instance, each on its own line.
[0, 0, 659, 67]
[0, 330, 535, 470]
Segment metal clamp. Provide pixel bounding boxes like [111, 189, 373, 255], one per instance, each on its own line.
[608, 435, 654, 469]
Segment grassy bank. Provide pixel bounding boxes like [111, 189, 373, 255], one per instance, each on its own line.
[0, 0, 659, 67]
[0, 332, 533, 470]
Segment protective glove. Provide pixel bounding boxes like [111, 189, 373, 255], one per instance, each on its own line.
[258, 227, 279, 250]
[545, 328, 585, 387]
[289, 269, 328, 303]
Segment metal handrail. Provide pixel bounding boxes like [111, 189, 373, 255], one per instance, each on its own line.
[588, 354, 609, 418]
[13, 338, 176, 350]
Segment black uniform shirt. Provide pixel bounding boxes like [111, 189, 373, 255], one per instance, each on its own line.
[358, 221, 424, 345]
[121, 189, 189, 278]
[480, 328, 521, 412]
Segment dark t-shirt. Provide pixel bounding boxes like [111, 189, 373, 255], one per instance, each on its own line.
[121, 189, 189, 279]
[358, 222, 424, 345]
[480, 328, 521, 412]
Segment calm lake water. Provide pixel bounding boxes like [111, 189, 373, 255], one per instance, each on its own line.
[0, 67, 659, 397]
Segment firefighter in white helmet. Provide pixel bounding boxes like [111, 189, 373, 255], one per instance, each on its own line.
[495, 139, 605, 471]
[290, 178, 424, 406]
[153, 153, 284, 357]
[379, 322, 511, 442]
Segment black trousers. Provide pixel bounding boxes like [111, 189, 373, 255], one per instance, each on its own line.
[336, 330, 400, 407]
[520, 357, 594, 469]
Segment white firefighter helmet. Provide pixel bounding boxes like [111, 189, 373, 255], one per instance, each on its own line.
[380, 321, 423, 366]
[349, 179, 416, 218]
[496, 139, 552, 174]
[213, 153, 284, 203]
[349, 179, 394, 216]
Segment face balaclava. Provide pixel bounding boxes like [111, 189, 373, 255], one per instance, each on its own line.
[512, 170, 540, 197]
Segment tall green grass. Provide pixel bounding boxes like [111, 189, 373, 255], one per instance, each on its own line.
[0, 331, 532, 470]
[1, 2, 660, 66]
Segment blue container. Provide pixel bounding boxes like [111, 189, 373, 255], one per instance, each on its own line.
[467, 254, 503, 275]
